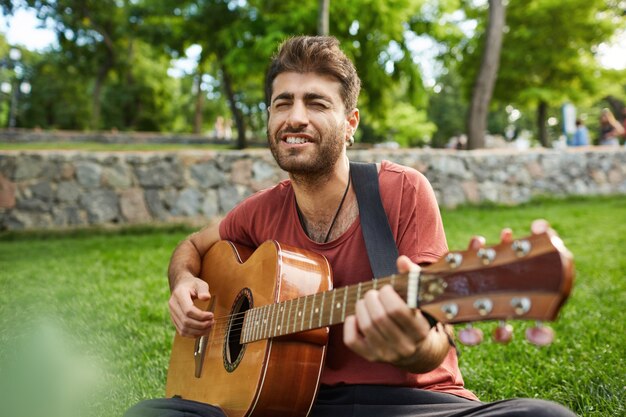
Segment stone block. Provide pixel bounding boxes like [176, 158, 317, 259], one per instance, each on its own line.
[120, 188, 152, 223]
[0, 174, 16, 208]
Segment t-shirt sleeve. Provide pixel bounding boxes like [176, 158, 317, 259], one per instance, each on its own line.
[381, 162, 448, 265]
[218, 193, 261, 248]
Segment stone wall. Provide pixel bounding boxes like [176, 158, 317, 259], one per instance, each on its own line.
[1, 147, 624, 230]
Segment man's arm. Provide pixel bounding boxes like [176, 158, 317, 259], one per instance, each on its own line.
[167, 222, 221, 337]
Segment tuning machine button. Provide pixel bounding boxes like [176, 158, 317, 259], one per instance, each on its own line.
[492, 321, 513, 344]
[458, 324, 483, 346]
[445, 253, 463, 269]
[525, 321, 554, 346]
[477, 248, 496, 265]
[441, 303, 459, 320]
[511, 297, 531, 316]
[511, 239, 531, 257]
[473, 298, 493, 316]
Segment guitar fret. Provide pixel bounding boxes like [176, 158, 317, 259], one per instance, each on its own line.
[341, 286, 348, 321]
[329, 289, 336, 325]
[255, 306, 262, 341]
[241, 310, 248, 343]
[309, 293, 316, 330]
[293, 297, 300, 334]
[278, 301, 286, 336]
[265, 304, 271, 338]
[301, 296, 307, 332]
[253, 306, 258, 342]
[263, 304, 270, 339]
[241, 309, 254, 343]
[319, 291, 326, 327]
[271, 303, 278, 338]
[286, 299, 292, 336]
[251, 310, 257, 341]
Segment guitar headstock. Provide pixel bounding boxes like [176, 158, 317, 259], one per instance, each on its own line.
[418, 227, 574, 345]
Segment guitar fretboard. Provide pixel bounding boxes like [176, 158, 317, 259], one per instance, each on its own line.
[240, 273, 410, 343]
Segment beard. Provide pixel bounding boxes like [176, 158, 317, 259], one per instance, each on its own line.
[267, 125, 345, 180]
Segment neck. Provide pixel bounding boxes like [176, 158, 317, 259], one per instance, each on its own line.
[291, 157, 350, 207]
[292, 157, 356, 243]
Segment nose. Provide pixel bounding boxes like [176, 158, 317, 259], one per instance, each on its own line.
[286, 101, 309, 129]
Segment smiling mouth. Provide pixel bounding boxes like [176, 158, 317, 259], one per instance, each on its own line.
[283, 136, 311, 144]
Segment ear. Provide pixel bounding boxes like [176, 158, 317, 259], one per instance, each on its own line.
[345, 108, 360, 140]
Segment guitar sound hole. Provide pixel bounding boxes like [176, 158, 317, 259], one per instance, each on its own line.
[224, 288, 252, 372]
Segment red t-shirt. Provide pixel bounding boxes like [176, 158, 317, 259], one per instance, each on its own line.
[219, 160, 478, 401]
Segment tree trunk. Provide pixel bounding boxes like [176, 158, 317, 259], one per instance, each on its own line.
[220, 63, 246, 149]
[193, 74, 205, 134]
[91, 60, 112, 130]
[466, 0, 506, 150]
[537, 100, 549, 147]
[318, 0, 330, 36]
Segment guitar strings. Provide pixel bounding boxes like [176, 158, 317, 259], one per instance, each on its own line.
[185, 278, 411, 348]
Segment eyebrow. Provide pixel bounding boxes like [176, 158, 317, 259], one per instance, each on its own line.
[272, 92, 333, 104]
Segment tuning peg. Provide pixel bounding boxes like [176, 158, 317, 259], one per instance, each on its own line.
[525, 321, 555, 346]
[492, 321, 513, 344]
[458, 324, 484, 346]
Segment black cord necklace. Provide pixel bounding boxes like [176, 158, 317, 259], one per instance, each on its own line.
[296, 173, 352, 243]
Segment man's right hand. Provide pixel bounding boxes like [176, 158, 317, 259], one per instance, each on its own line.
[167, 223, 221, 337]
[168, 272, 215, 337]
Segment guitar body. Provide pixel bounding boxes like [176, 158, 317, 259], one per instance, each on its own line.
[166, 228, 574, 416]
[166, 240, 332, 417]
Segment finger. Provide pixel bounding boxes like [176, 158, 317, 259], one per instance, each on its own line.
[468, 235, 486, 250]
[396, 255, 419, 274]
[360, 290, 417, 358]
[378, 286, 430, 344]
[343, 315, 380, 362]
[194, 279, 212, 301]
[169, 297, 214, 336]
[500, 228, 513, 243]
[354, 295, 388, 348]
[175, 280, 214, 320]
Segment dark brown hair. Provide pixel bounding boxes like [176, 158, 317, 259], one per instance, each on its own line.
[265, 36, 361, 112]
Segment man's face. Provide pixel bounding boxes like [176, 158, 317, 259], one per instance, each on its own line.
[267, 72, 358, 177]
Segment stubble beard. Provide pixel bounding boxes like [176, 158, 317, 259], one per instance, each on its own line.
[267, 126, 345, 182]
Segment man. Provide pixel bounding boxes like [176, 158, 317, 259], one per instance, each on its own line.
[570, 119, 589, 147]
[126, 36, 575, 417]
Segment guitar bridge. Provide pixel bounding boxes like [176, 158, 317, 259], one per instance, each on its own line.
[193, 298, 215, 378]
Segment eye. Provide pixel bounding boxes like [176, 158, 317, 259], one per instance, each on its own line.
[310, 101, 328, 109]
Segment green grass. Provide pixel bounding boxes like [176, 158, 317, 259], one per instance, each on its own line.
[1, 196, 624, 417]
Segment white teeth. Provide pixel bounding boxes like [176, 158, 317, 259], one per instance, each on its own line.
[285, 136, 309, 144]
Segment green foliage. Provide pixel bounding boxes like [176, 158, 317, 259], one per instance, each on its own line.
[1, 0, 625, 146]
[101, 41, 180, 132]
[21, 51, 92, 129]
[428, 67, 468, 147]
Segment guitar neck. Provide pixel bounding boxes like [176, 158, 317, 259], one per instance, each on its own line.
[241, 274, 411, 343]
[239, 230, 573, 344]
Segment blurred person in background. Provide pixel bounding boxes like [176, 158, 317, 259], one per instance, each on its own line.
[569, 119, 589, 147]
[598, 108, 624, 146]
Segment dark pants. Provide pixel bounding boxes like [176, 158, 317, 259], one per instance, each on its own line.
[124, 385, 577, 417]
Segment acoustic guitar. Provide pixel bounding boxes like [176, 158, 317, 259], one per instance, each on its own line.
[166, 228, 574, 417]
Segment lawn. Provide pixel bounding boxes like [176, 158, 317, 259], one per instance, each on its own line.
[0, 196, 624, 417]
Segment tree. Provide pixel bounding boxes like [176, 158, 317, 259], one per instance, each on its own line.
[466, 0, 505, 149]
[492, 0, 624, 146]
[318, 0, 330, 36]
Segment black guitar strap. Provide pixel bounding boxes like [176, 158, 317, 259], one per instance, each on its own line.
[349, 161, 399, 278]
[350, 161, 441, 330]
